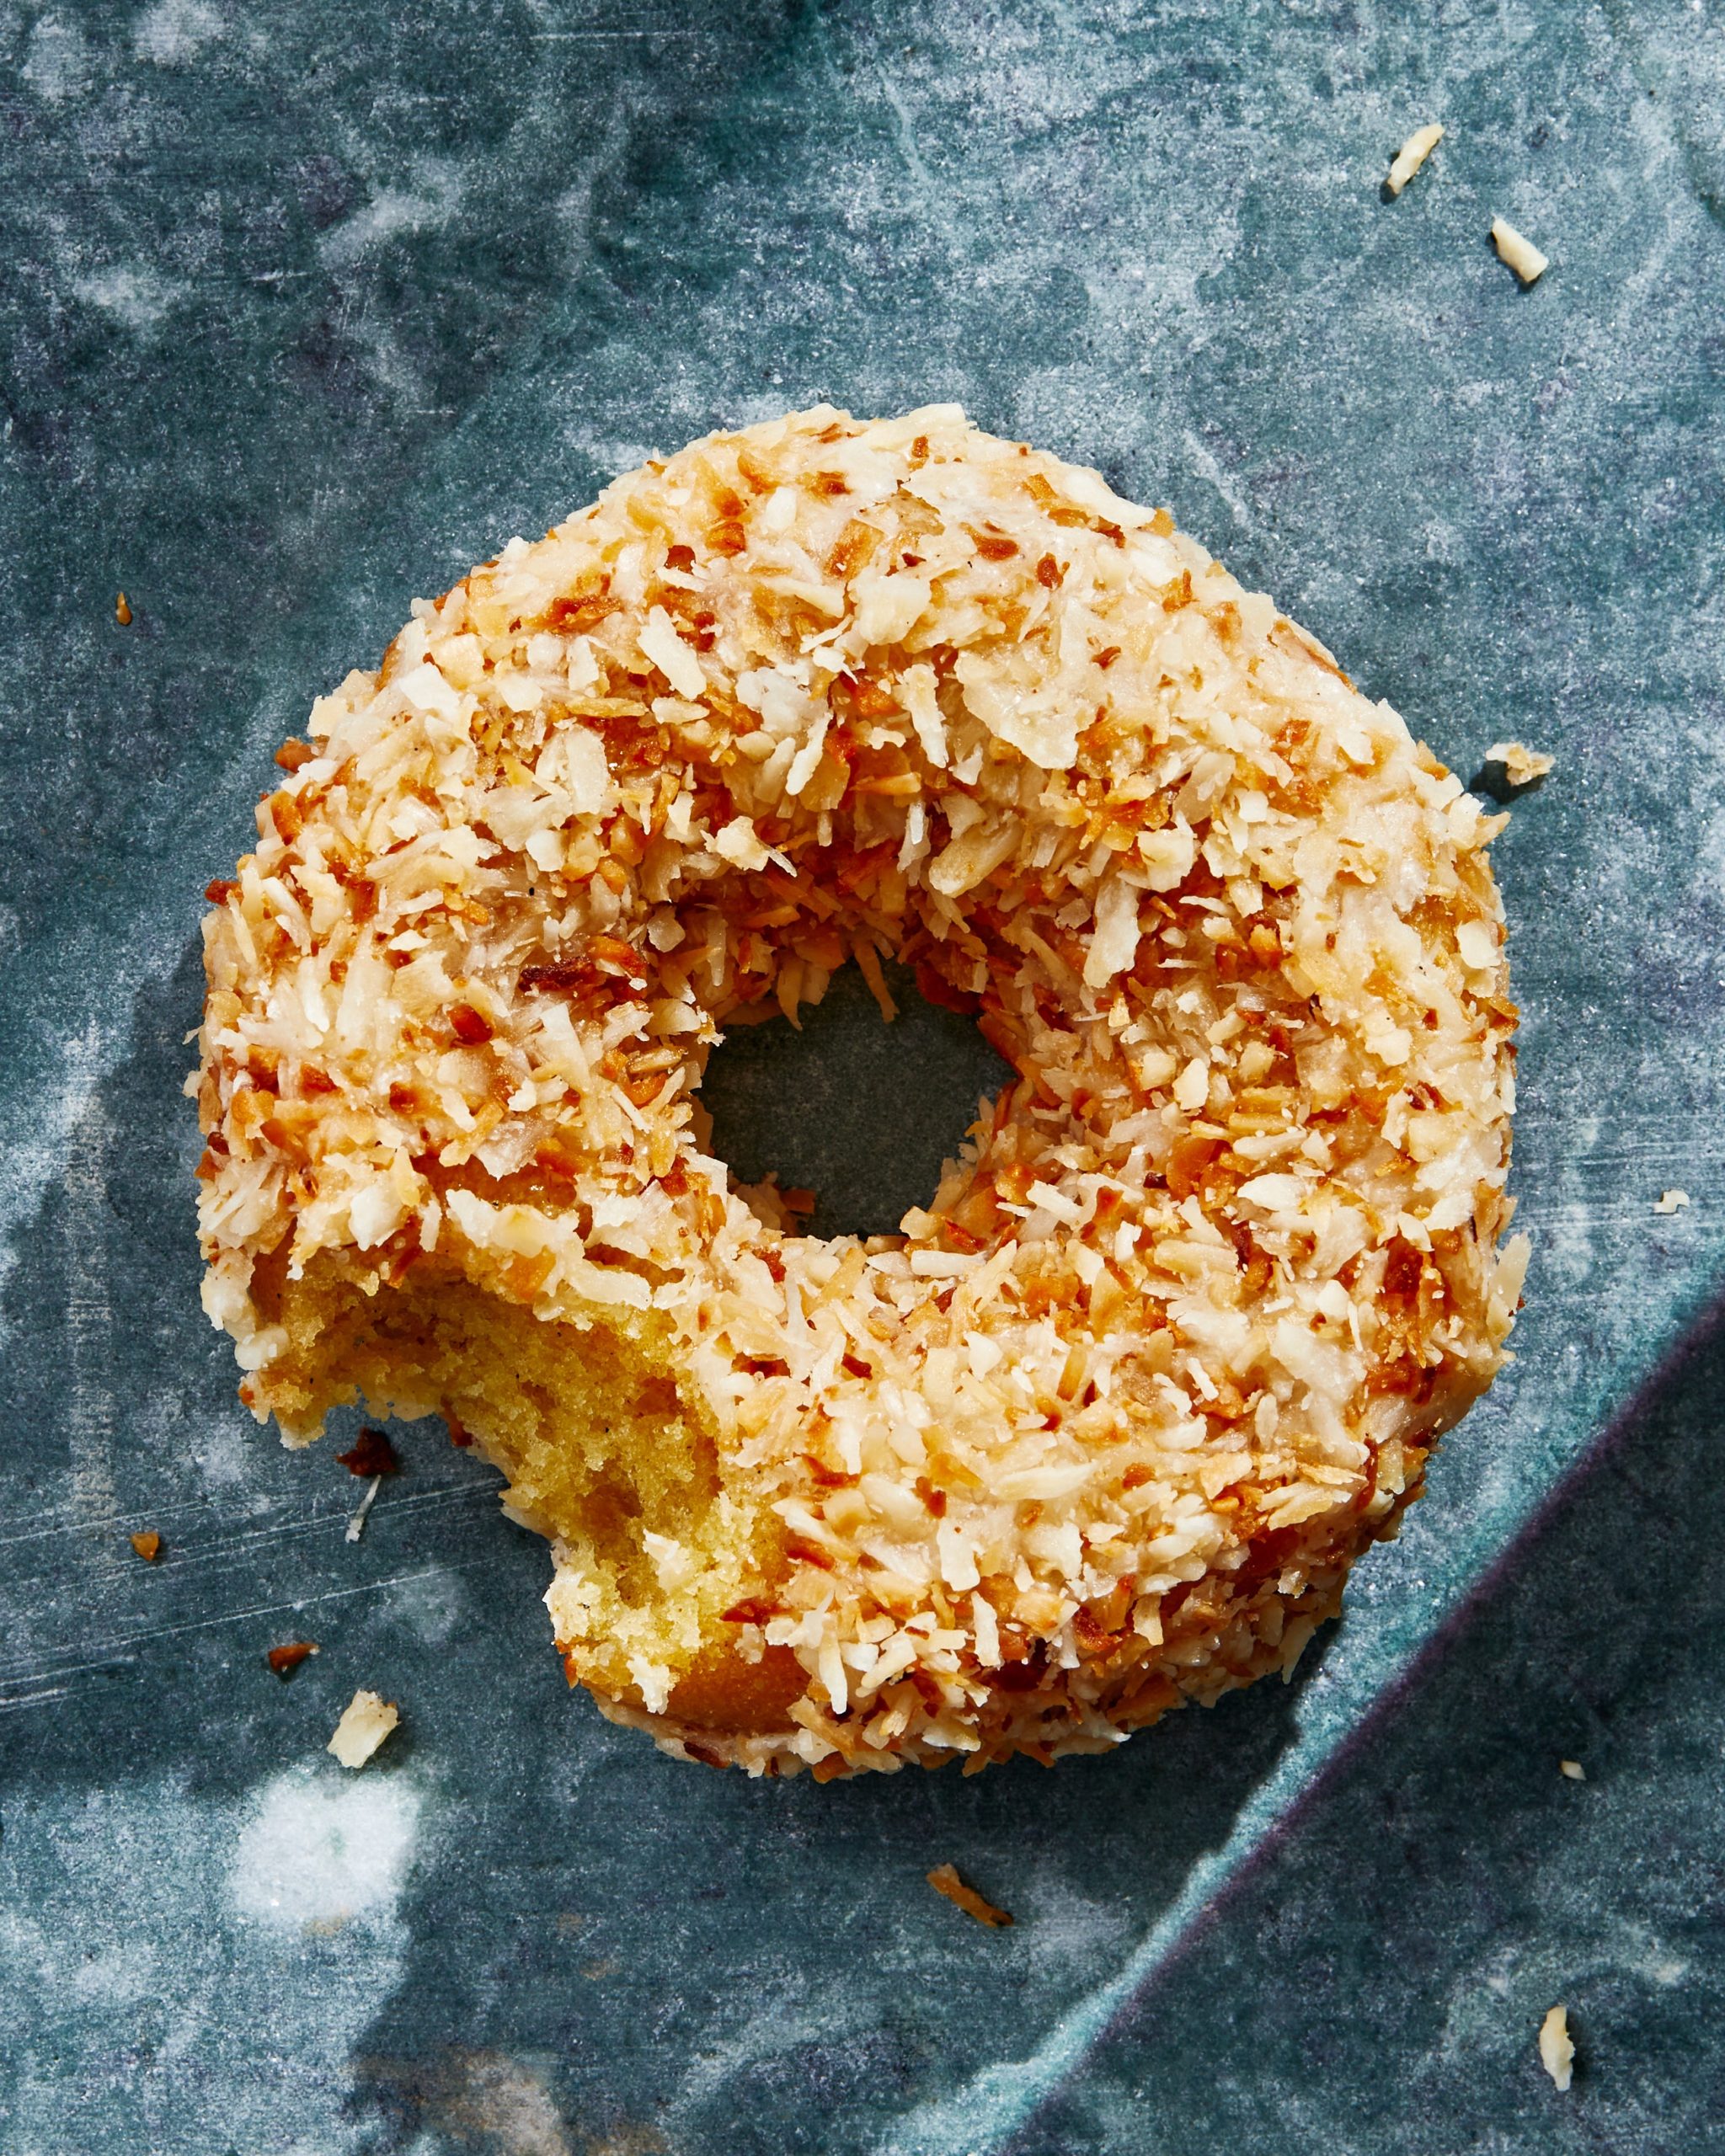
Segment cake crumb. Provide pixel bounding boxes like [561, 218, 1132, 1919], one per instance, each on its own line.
[328, 1689, 399, 1769]
[1653, 1189, 1690, 1215]
[130, 1530, 162, 1561]
[1493, 216, 1549, 285]
[1559, 1758, 1586, 1781]
[267, 1641, 319, 1678]
[1539, 2004, 1575, 2091]
[1386, 122, 1444, 196]
[927, 1862, 1012, 1928]
[115, 591, 133, 626]
[1485, 740, 1554, 787]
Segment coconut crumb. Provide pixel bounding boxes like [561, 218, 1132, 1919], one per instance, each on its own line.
[115, 591, 133, 627]
[1559, 1758, 1585, 1781]
[129, 1529, 162, 1562]
[1386, 123, 1444, 197]
[927, 1863, 1012, 1928]
[1539, 2004, 1575, 2091]
[1492, 217, 1549, 286]
[1654, 1189, 1690, 1215]
[267, 1641, 318, 1677]
[1486, 740, 1554, 787]
[344, 1474, 384, 1543]
[328, 1689, 399, 1769]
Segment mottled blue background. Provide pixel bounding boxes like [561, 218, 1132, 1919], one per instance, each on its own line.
[3, 3, 1722, 2151]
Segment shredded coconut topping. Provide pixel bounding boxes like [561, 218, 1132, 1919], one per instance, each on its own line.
[197, 406, 1523, 1778]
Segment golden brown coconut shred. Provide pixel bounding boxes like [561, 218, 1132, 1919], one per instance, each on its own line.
[195, 405, 1526, 1779]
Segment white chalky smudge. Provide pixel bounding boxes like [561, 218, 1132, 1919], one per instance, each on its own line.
[318, 166, 466, 267]
[73, 264, 190, 335]
[21, 14, 89, 103]
[133, 0, 226, 65]
[231, 1764, 419, 1927]
[1, 1773, 419, 2150]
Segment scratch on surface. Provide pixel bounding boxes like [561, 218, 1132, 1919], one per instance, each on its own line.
[0, 1562, 490, 1710]
[0, 1686, 71, 1714]
[0, 1476, 494, 1565]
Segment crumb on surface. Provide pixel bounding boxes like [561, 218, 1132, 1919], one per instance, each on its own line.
[336, 1426, 401, 1478]
[130, 1530, 162, 1561]
[328, 1688, 399, 1769]
[115, 590, 132, 626]
[1539, 2004, 1575, 2091]
[344, 1473, 384, 1543]
[267, 1640, 319, 1677]
[1654, 1189, 1690, 1215]
[927, 1862, 1012, 1928]
[1559, 1758, 1586, 1780]
[1485, 740, 1554, 787]
[1492, 217, 1549, 285]
[1386, 122, 1443, 196]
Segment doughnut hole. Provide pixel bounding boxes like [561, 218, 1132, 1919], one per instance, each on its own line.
[698, 957, 1012, 1238]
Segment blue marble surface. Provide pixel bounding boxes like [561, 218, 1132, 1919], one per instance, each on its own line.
[3, 3, 1723, 2150]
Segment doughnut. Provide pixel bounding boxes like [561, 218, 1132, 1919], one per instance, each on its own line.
[195, 406, 1526, 1778]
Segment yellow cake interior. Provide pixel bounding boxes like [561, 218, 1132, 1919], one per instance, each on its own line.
[254, 1249, 796, 1730]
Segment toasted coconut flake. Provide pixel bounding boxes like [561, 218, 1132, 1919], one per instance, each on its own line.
[1539, 2004, 1575, 2091]
[130, 1529, 162, 1562]
[1386, 122, 1444, 197]
[1654, 1188, 1690, 1215]
[1559, 1758, 1585, 1781]
[344, 1475, 384, 1543]
[1486, 740, 1554, 787]
[336, 1426, 401, 1478]
[1492, 217, 1549, 285]
[927, 1862, 1012, 1927]
[328, 1689, 399, 1769]
[267, 1640, 319, 1678]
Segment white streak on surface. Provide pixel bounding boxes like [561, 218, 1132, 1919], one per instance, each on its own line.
[62, 1095, 116, 1520]
[318, 165, 466, 267]
[0, 1017, 110, 1343]
[1181, 428, 1255, 532]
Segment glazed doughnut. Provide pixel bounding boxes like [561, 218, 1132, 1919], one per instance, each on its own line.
[195, 406, 1525, 1778]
